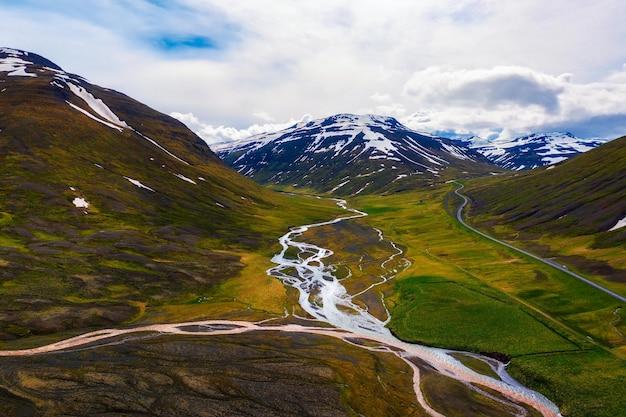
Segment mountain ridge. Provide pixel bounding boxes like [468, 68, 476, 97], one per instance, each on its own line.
[213, 113, 502, 195]
[458, 132, 607, 170]
[0, 47, 259, 217]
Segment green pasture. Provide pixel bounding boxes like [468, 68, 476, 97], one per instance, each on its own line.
[509, 350, 626, 417]
[351, 184, 626, 417]
[388, 276, 578, 356]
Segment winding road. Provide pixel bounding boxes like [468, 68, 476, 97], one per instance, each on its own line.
[453, 181, 626, 304]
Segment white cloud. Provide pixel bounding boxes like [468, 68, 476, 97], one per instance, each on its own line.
[399, 65, 626, 140]
[2, 1, 626, 141]
[403, 66, 564, 112]
[170, 112, 313, 144]
[369, 92, 393, 102]
[252, 112, 275, 122]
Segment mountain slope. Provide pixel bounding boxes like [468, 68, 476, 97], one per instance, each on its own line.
[1, 47, 256, 220]
[213, 114, 501, 195]
[460, 132, 607, 170]
[0, 47, 341, 340]
[464, 135, 626, 280]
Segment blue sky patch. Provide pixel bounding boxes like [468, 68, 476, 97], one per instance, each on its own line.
[157, 35, 217, 51]
[145, 0, 170, 8]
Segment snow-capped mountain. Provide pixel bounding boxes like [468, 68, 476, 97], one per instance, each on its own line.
[0, 47, 64, 75]
[460, 132, 607, 170]
[212, 114, 500, 194]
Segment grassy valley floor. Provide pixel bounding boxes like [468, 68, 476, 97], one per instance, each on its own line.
[1, 183, 624, 416]
[349, 185, 625, 417]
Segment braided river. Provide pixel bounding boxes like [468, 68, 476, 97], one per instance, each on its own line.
[0, 198, 562, 417]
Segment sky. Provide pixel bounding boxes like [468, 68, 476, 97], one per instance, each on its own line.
[3, 0, 626, 144]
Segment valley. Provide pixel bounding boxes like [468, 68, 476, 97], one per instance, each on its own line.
[351, 185, 625, 417]
[3, 182, 623, 416]
[0, 195, 562, 417]
[1, 48, 625, 416]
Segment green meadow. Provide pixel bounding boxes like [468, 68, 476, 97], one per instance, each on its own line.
[390, 277, 577, 356]
[2, 151, 624, 416]
[351, 184, 626, 417]
[0, 184, 345, 347]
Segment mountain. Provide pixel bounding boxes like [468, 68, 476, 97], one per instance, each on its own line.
[0, 46, 277, 246]
[464, 135, 626, 279]
[212, 114, 501, 195]
[0, 47, 337, 340]
[2, 49, 624, 417]
[1, 49, 545, 417]
[0, 46, 251, 338]
[460, 132, 607, 170]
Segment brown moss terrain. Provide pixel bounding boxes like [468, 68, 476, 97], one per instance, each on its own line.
[0, 332, 424, 417]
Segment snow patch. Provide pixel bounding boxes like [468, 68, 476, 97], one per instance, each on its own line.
[174, 173, 197, 184]
[0, 56, 37, 77]
[354, 182, 372, 195]
[72, 197, 89, 209]
[0, 48, 26, 56]
[134, 130, 190, 165]
[124, 176, 155, 192]
[330, 180, 350, 192]
[67, 82, 128, 129]
[50, 80, 64, 89]
[8, 66, 36, 77]
[66, 101, 124, 131]
[441, 143, 473, 160]
[542, 156, 568, 165]
[609, 215, 626, 232]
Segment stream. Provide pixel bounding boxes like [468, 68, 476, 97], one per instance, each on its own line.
[267, 197, 563, 417]
[0, 198, 563, 416]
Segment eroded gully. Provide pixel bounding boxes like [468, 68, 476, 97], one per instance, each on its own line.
[0, 198, 562, 417]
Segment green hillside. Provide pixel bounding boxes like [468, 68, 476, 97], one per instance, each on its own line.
[463, 136, 626, 285]
[0, 57, 343, 342]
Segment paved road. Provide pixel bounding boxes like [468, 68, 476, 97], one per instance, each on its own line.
[453, 182, 626, 304]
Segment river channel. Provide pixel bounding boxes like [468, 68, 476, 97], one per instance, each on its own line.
[0, 198, 562, 416]
[267, 197, 562, 417]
